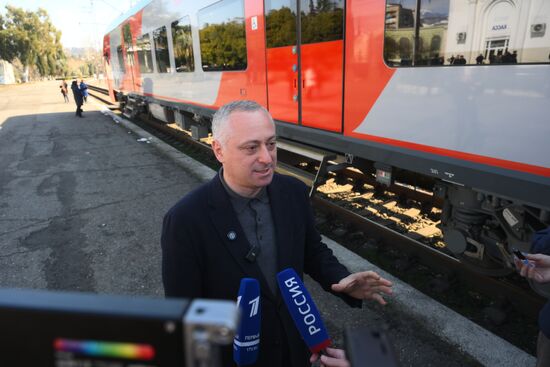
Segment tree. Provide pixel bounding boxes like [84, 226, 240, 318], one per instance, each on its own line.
[199, 21, 247, 70]
[266, 7, 296, 48]
[0, 6, 67, 81]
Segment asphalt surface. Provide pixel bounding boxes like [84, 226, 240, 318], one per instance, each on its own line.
[0, 80, 536, 366]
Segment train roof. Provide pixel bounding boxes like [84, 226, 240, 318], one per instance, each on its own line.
[104, 0, 152, 35]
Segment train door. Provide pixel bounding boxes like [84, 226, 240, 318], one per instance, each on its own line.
[265, 0, 344, 132]
[122, 22, 137, 92]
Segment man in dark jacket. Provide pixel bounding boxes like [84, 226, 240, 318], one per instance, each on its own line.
[70, 80, 83, 117]
[161, 100, 393, 367]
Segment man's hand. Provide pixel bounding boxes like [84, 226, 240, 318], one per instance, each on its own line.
[331, 271, 393, 305]
[310, 347, 350, 367]
[515, 253, 550, 283]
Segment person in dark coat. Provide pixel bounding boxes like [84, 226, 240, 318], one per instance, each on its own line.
[515, 227, 550, 367]
[71, 80, 83, 117]
[161, 100, 393, 367]
[476, 54, 484, 65]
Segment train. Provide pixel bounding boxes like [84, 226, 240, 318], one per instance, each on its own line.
[102, 0, 550, 290]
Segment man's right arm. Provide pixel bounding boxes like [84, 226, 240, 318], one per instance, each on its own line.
[161, 208, 204, 298]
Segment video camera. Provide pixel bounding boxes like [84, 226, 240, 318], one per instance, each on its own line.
[0, 289, 237, 367]
[0, 289, 399, 367]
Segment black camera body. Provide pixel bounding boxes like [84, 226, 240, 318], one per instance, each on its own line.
[0, 289, 237, 367]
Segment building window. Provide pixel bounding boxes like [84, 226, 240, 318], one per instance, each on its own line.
[384, 1, 416, 66]
[153, 26, 171, 73]
[198, 0, 247, 71]
[136, 34, 154, 73]
[172, 16, 195, 72]
[384, 0, 449, 66]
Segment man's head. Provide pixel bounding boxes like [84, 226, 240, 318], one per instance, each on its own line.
[211, 100, 277, 198]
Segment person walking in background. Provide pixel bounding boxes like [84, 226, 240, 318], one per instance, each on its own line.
[515, 228, 550, 367]
[60, 80, 69, 103]
[71, 80, 83, 117]
[79, 79, 89, 103]
[476, 54, 484, 65]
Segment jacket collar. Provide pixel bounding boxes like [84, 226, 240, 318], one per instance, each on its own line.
[207, 174, 278, 301]
[218, 168, 269, 213]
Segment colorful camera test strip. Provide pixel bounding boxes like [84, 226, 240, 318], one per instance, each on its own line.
[54, 338, 155, 360]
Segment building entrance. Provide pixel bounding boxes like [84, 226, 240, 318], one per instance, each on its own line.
[484, 38, 510, 63]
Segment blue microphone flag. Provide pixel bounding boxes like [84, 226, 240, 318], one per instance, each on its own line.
[277, 268, 331, 353]
[233, 278, 261, 366]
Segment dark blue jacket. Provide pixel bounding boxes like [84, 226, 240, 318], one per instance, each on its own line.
[161, 173, 359, 367]
[79, 82, 89, 97]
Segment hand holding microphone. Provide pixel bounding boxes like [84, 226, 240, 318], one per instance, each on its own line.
[309, 347, 350, 367]
[331, 271, 393, 305]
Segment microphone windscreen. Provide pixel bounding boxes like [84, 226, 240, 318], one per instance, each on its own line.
[233, 278, 261, 366]
[277, 268, 331, 353]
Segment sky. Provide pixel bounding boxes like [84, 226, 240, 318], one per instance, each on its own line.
[0, 0, 138, 49]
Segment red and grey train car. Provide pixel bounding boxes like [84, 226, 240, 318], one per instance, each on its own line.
[103, 0, 550, 280]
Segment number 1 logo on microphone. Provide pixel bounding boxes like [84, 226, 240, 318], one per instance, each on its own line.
[237, 295, 260, 317]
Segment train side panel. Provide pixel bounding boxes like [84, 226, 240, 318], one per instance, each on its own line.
[107, 0, 267, 108]
[341, 0, 550, 207]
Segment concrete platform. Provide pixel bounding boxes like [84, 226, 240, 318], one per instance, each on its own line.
[0, 81, 536, 366]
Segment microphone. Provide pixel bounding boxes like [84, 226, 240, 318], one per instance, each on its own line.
[233, 278, 261, 366]
[276, 268, 331, 354]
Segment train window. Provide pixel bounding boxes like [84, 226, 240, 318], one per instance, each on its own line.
[300, 0, 344, 44]
[136, 34, 154, 74]
[384, 0, 550, 67]
[153, 26, 171, 73]
[123, 23, 133, 65]
[198, 0, 247, 71]
[116, 45, 125, 73]
[171, 16, 195, 72]
[265, 0, 297, 48]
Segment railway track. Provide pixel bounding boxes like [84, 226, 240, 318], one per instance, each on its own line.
[87, 84, 116, 106]
[89, 85, 543, 353]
